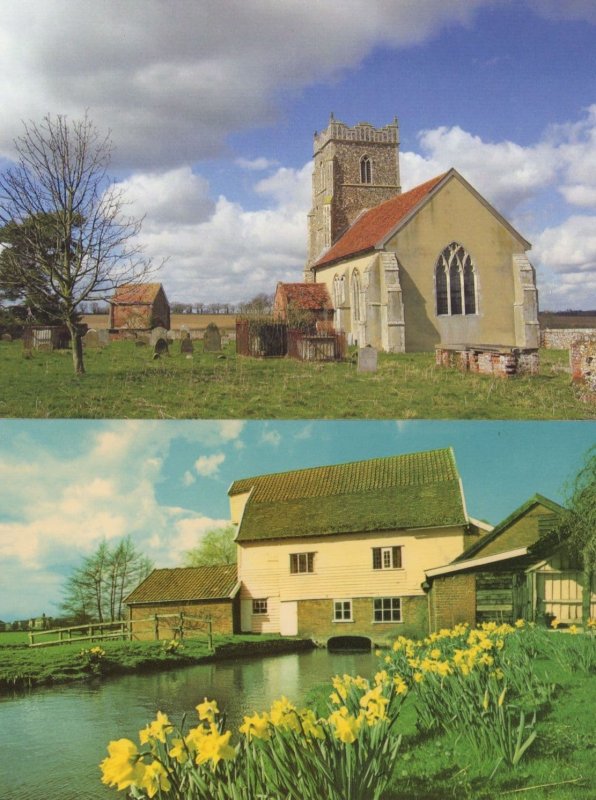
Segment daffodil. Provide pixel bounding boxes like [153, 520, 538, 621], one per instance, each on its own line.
[239, 711, 271, 741]
[139, 711, 172, 745]
[196, 698, 219, 723]
[100, 738, 144, 791]
[137, 760, 171, 798]
[195, 724, 236, 769]
[328, 707, 363, 744]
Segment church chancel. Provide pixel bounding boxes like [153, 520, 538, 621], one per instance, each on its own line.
[301, 114, 539, 357]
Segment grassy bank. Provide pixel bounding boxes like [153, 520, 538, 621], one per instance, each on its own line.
[0, 339, 591, 419]
[0, 633, 313, 692]
[303, 643, 595, 800]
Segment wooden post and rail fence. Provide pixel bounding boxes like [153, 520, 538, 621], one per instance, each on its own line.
[28, 612, 213, 650]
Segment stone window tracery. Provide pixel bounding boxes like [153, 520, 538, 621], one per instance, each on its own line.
[435, 242, 477, 316]
[360, 155, 372, 184]
[351, 269, 362, 322]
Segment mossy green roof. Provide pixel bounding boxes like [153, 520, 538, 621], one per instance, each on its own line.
[231, 448, 466, 542]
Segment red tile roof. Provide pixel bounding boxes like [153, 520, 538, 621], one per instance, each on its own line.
[277, 283, 333, 310]
[125, 564, 238, 604]
[313, 173, 447, 269]
[111, 283, 164, 305]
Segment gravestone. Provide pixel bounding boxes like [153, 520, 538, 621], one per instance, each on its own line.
[180, 333, 194, 355]
[203, 322, 222, 352]
[98, 329, 110, 347]
[179, 325, 190, 339]
[1, 333, 12, 342]
[84, 328, 100, 348]
[357, 345, 377, 373]
[150, 327, 168, 347]
[153, 337, 169, 358]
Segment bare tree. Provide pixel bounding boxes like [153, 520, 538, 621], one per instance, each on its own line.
[0, 112, 157, 373]
[61, 537, 153, 623]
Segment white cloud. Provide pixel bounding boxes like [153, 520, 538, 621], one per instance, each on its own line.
[218, 421, 246, 441]
[118, 167, 215, 227]
[194, 452, 226, 477]
[0, 1, 491, 169]
[236, 157, 278, 171]
[183, 470, 196, 486]
[261, 429, 282, 447]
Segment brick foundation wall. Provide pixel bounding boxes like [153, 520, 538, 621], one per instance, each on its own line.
[541, 328, 595, 349]
[435, 346, 539, 377]
[429, 574, 476, 631]
[128, 599, 237, 641]
[570, 335, 596, 396]
[297, 595, 427, 642]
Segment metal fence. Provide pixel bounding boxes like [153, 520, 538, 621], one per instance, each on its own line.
[237, 319, 346, 361]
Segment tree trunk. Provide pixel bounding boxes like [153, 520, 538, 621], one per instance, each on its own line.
[66, 319, 85, 374]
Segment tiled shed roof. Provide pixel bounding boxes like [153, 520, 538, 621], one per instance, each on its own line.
[231, 448, 466, 542]
[125, 564, 238, 604]
[277, 283, 333, 310]
[111, 283, 164, 305]
[313, 173, 447, 269]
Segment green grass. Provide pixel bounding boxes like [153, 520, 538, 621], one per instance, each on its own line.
[0, 340, 592, 419]
[306, 644, 595, 800]
[0, 633, 296, 692]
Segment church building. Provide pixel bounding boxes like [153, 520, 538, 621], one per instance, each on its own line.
[303, 115, 539, 353]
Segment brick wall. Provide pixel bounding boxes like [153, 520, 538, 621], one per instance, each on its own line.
[429, 574, 476, 631]
[541, 328, 595, 349]
[297, 595, 427, 642]
[435, 346, 539, 377]
[128, 599, 237, 640]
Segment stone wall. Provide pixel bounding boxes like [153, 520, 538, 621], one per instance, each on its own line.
[296, 595, 427, 642]
[570, 335, 596, 396]
[435, 346, 539, 377]
[428, 574, 476, 631]
[541, 328, 595, 349]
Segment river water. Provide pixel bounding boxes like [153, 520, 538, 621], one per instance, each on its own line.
[0, 648, 377, 800]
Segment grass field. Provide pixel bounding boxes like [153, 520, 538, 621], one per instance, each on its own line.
[1, 339, 592, 419]
[303, 643, 595, 800]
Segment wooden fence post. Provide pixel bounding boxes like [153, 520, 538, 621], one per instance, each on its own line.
[207, 616, 213, 651]
[179, 611, 185, 641]
[154, 614, 159, 641]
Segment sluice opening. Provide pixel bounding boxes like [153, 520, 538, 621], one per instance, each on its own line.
[327, 635, 372, 652]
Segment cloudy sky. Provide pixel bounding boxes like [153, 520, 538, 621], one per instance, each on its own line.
[0, 419, 593, 620]
[0, 1, 595, 309]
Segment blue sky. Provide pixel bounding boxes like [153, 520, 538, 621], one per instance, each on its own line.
[0, 1, 595, 309]
[0, 419, 593, 620]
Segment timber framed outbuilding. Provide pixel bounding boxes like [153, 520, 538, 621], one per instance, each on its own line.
[425, 494, 595, 630]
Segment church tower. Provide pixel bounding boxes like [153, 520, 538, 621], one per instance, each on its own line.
[305, 114, 401, 280]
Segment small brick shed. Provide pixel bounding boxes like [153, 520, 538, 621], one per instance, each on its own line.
[125, 564, 240, 640]
[109, 282, 170, 331]
[425, 495, 593, 629]
[273, 282, 334, 327]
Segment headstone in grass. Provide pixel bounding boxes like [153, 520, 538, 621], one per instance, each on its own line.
[153, 337, 169, 358]
[357, 345, 377, 373]
[1, 333, 12, 342]
[180, 333, 194, 355]
[203, 322, 222, 352]
[150, 327, 168, 347]
[98, 329, 110, 347]
[84, 328, 100, 348]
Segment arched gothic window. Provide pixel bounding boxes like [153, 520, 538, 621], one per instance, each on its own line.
[352, 269, 362, 322]
[333, 275, 341, 307]
[360, 155, 372, 184]
[435, 242, 477, 316]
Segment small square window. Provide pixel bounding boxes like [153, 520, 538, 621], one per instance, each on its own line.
[373, 597, 402, 623]
[252, 599, 268, 615]
[333, 599, 353, 622]
[372, 546, 402, 570]
[290, 552, 315, 574]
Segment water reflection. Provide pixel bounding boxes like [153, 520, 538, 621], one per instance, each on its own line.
[1, 648, 377, 800]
